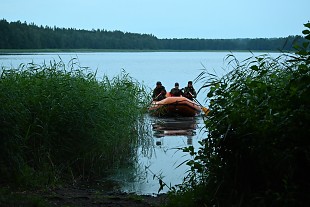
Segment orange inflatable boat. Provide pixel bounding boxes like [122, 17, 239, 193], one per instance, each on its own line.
[148, 93, 202, 117]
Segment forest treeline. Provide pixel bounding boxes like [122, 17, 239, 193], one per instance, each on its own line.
[0, 19, 302, 51]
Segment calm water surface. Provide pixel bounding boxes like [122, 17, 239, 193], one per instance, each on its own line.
[110, 115, 206, 195]
[0, 51, 279, 194]
[0, 51, 267, 103]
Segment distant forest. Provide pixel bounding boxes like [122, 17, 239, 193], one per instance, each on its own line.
[0, 19, 303, 51]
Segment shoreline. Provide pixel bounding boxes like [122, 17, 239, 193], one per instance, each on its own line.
[0, 183, 168, 207]
[0, 48, 286, 54]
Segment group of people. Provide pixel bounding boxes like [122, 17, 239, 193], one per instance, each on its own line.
[152, 81, 197, 101]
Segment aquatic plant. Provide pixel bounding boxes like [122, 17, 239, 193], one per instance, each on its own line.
[0, 58, 149, 186]
[167, 23, 310, 206]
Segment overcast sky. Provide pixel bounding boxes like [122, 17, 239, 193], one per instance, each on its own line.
[1, 0, 309, 39]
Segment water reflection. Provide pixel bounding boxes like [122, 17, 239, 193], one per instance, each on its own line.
[110, 115, 205, 195]
[152, 117, 197, 138]
[152, 117, 197, 147]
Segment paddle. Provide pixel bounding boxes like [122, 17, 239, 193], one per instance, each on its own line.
[189, 92, 210, 115]
[149, 92, 162, 105]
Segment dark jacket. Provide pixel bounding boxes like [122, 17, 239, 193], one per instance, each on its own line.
[152, 86, 166, 101]
[170, 88, 183, 96]
[184, 86, 196, 100]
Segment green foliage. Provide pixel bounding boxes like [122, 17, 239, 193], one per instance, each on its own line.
[167, 23, 310, 206]
[0, 19, 302, 51]
[0, 59, 148, 187]
[0, 19, 159, 50]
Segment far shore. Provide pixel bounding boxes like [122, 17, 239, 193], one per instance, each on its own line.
[0, 48, 285, 54]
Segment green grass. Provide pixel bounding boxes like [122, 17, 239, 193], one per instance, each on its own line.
[0, 58, 149, 187]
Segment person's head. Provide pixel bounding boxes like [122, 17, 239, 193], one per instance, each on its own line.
[188, 81, 193, 87]
[175, 82, 179, 88]
[156, 81, 162, 88]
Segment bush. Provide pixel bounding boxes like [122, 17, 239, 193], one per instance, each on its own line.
[0, 59, 148, 186]
[167, 23, 310, 206]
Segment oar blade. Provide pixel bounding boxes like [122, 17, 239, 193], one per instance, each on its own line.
[201, 106, 210, 115]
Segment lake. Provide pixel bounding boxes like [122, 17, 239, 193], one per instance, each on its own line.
[0, 51, 279, 194]
[0, 51, 269, 103]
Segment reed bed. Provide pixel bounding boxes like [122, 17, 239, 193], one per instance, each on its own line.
[166, 22, 310, 206]
[0, 59, 149, 186]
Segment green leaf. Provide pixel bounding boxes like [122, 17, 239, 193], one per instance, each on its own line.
[186, 160, 194, 166]
[304, 22, 310, 28]
[250, 65, 259, 71]
[207, 91, 213, 98]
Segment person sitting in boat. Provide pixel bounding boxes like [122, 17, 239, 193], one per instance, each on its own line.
[183, 81, 197, 101]
[170, 82, 184, 97]
[152, 81, 166, 101]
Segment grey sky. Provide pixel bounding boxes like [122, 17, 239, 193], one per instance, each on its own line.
[1, 0, 309, 39]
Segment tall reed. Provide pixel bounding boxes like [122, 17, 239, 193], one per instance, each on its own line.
[167, 23, 310, 206]
[0, 59, 149, 186]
